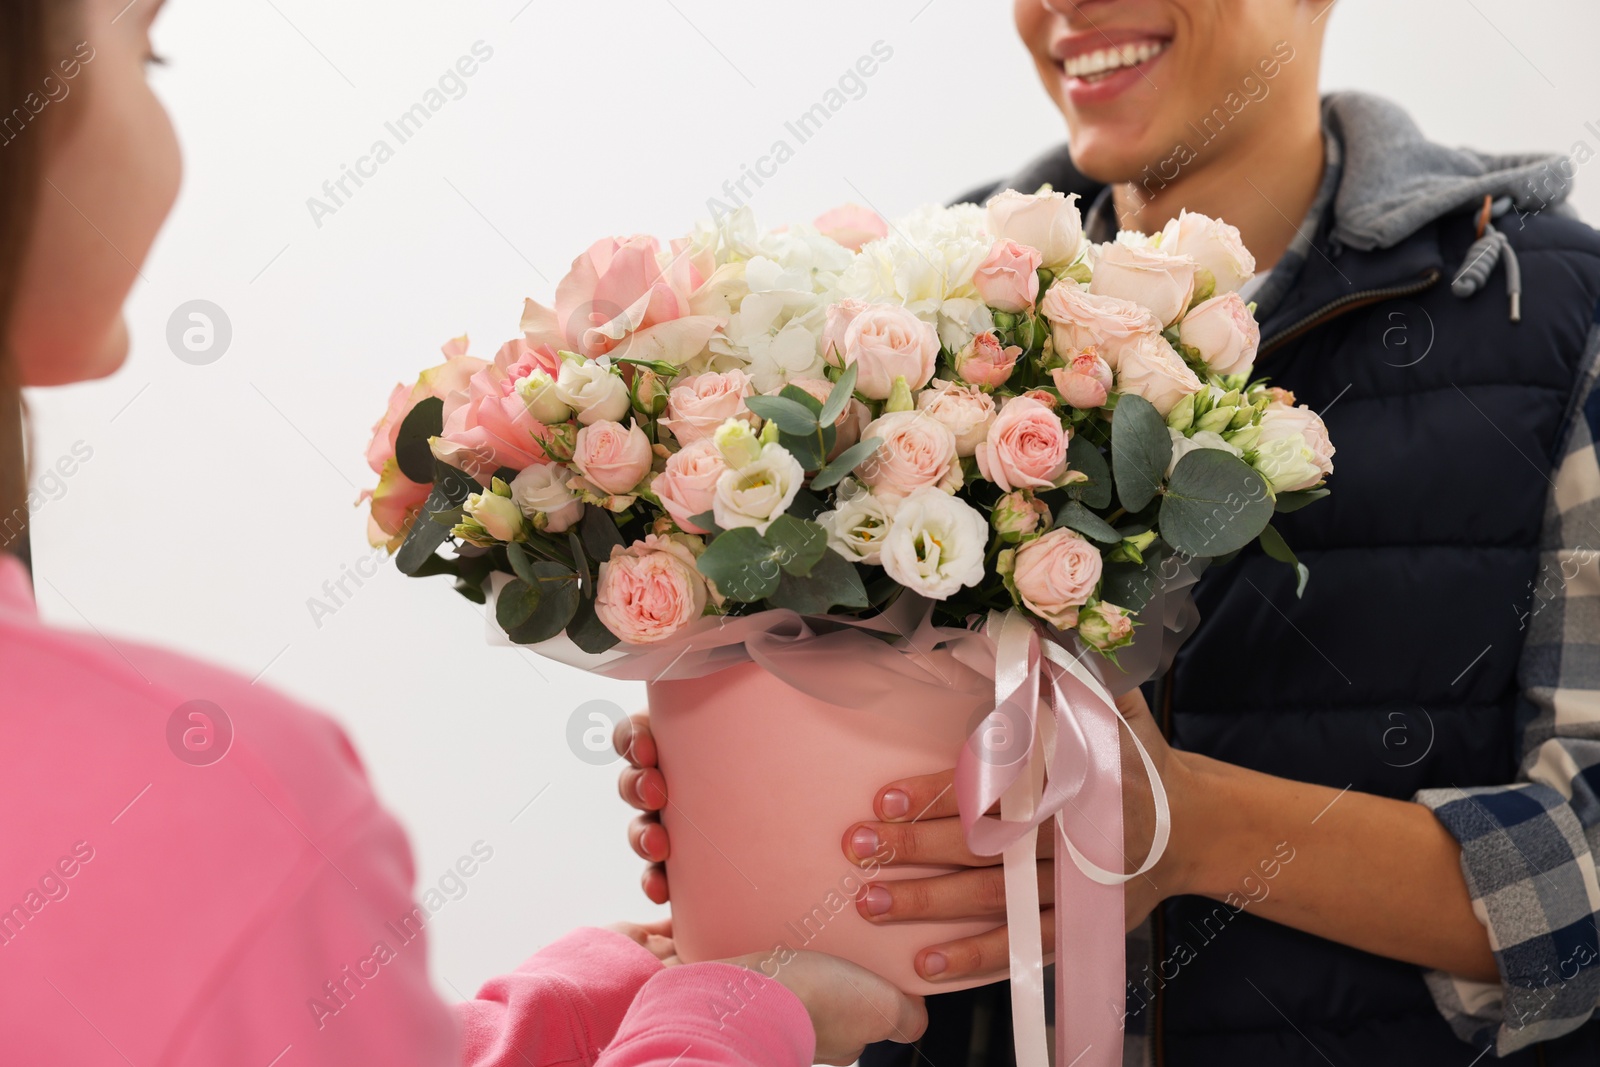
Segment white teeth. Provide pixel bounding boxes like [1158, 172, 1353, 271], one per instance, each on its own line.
[1063, 39, 1167, 80]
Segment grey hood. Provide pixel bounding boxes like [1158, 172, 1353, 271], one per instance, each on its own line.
[1323, 91, 1575, 251]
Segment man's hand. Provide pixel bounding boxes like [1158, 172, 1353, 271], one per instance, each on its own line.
[614, 712, 670, 905]
[605, 918, 677, 963]
[840, 689, 1191, 983]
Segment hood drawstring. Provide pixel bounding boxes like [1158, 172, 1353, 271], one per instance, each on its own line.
[1450, 193, 1523, 322]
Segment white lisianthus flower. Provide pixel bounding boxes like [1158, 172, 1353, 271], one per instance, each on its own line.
[1252, 404, 1336, 492]
[712, 443, 805, 535]
[555, 359, 631, 425]
[1165, 428, 1243, 477]
[462, 489, 526, 544]
[880, 487, 989, 600]
[817, 479, 897, 565]
[515, 370, 572, 424]
[712, 418, 764, 470]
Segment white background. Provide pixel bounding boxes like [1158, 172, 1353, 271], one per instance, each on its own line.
[23, 0, 1600, 1001]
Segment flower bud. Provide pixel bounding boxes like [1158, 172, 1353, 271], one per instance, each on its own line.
[456, 487, 527, 546]
[714, 418, 763, 470]
[992, 490, 1051, 543]
[629, 368, 670, 417]
[516, 370, 572, 424]
[884, 375, 915, 413]
[1165, 394, 1196, 433]
[1078, 601, 1136, 654]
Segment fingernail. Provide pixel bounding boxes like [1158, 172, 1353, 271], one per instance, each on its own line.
[863, 886, 892, 916]
[880, 789, 910, 820]
[922, 951, 947, 977]
[850, 826, 880, 859]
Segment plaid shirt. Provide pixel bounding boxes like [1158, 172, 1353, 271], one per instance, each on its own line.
[1086, 128, 1600, 1061]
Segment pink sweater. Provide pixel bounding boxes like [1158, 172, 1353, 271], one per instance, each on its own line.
[0, 555, 814, 1066]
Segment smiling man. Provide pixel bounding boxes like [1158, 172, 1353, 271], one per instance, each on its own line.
[619, 1, 1600, 1064]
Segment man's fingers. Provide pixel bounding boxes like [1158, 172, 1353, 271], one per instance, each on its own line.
[915, 908, 1056, 983]
[613, 712, 657, 769]
[873, 768, 960, 822]
[618, 766, 667, 811]
[641, 863, 669, 905]
[843, 816, 995, 869]
[628, 813, 669, 862]
[854, 862, 1053, 923]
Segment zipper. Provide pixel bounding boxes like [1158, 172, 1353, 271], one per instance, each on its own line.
[1257, 268, 1442, 360]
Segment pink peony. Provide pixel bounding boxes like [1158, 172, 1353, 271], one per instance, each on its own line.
[572, 419, 653, 496]
[1011, 528, 1103, 628]
[652, 439, 727, 535]
[1051, 350, 1114, 409]
[857, 410, 962, 501]
[595, 536, 710, 645]
[975, 396, 1070, 492]
[661, 370, 758, 446]
[973, 239, 1043, 313]
[813, 204, 888, 251]
[915, 379, 997, 457]
[842, 304, 940, 399]
[955, 332, 1022, 389]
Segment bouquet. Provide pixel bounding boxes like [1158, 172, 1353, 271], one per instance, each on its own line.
[361, 191, 1336, 1067]
[363, 193, 1334, 654]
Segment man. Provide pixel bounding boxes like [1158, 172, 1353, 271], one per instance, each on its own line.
[620, 1, 1600, 1062]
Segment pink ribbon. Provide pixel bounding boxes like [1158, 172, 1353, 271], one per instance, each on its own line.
[500, 564, 1201, 1065]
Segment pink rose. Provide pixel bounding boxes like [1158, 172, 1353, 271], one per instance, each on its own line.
[955, 332, 1022, 389]
[1039, 283, 1163, 369]
[813, 204, 888, 251]
[362, 466, 431, 548]
[821, 299, 869, 366]
[1011, 528, 1104, 628]
[1159, 210, 1255, 295]
[915, 379, 997, 457]
[857, 410, 962, 501]
[572, 419, 653, 496]
[432, 338, 558, 479]
[1089, 242, 1197, 327]
[661, 370, 758, 446]
[652, 439, 726, 534]
[1115, 334, 1204, 416]
[973, 239, 1043, 313]
[975, 396, 1069, 492]
[1078, 601, 1136, 652]
[985, 189, 1084, 270]
[1178, 292, 1259, 377]
[1051, 350, 1113, 409]
[786, 376, 870, 459]
[595, 535, 710, 645]
[521, 235, 721, 365]
[842, 304, 939, 399]
[365, 336, 489, 474]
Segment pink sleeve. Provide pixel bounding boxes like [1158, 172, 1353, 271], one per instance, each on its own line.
[597, 963, 816, 1067]
[455, 928, 665, 1067]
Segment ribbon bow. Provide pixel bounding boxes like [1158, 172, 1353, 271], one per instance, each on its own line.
[954, 609, 1172, 1067]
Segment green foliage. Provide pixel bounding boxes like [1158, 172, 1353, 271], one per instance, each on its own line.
[767, 552, 871, 613]
[1110, 394, 1171, 513]
[1257, 523, 1310, 597]
[394, 397, 443, 484]
[1158, 449, 1274, 557]
[1054, 499, 1122, 543]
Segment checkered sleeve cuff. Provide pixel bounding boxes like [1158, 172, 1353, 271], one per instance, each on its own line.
[1416, 782, 1600, 1054]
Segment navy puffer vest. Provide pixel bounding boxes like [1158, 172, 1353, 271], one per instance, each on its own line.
[1156, 188, 1600, 1065]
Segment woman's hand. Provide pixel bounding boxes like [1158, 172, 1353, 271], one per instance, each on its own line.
[614, 712, 671, 905]
[842, 689, 1197, 984]
[605, 918, 677, 963]
[720, 950, 928, 1066]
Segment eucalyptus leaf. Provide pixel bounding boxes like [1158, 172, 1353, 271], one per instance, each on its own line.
[1110, 393, 1171, 513]
[1273, 487, 1330, 514]
[1066, 433, 1113, 509]
[818, 363, 858, 426]
[746, 395, 819, 435]
[505, 541, 541, 585]
[687, 510, 723, 534]
[567, 530, 593, 599]
[779, 384, 824, 415]
[766, 551, 870, 613]
[763, 515, 828, 577]
[568, 596, 622, 653]
[696, 527, 782, 602]
[1054, 499, 1122, 543]
[495, 578, 541, 630]
[580, 506, 626, 561]
[1257, 522, 1311, 597]
[1101, 556, 1161, 613]
[454, 575, 488, 605]
[394, 397, 444, 484]
[1158, 449, 1274, 557]
[502, 563, 581, 644]
[810, 436, 883, 490]
[394, 468, 474, 575]
[778, 429, 828, 472]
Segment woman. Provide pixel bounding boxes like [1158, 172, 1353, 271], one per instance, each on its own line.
[0, 2, 928, 1064]
[620, 0, 1600, 1064]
